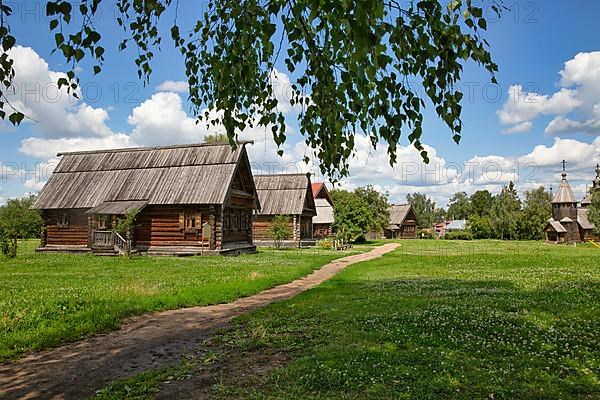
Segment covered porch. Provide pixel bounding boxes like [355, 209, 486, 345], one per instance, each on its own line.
[86, 200, 147, 255]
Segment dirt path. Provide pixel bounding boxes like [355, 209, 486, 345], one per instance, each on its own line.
[0, 243, 399, 400]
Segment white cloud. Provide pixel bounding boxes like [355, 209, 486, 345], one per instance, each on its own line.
[498, 85, 580, 126]
[331, 135, 600, 208]
[498, 52, 600, 135]
[503, 121, 532, 134]
[128, 92, 206, 146]
[545, 115, 600, 135]
[3, 46, 115, 138]
[156, 80, 188, 93]
[19, 135, 133, 159]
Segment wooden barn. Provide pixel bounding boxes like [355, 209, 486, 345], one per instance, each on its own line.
[311, 182, 335, 239]
[252, 173, 317, 247]
[33, 142, 260, 256]
[385, 204, 419, 239]
[545, 162, 597, 243]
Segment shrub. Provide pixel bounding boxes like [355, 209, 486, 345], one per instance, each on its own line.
[417, 229, 434, 239]
[267, 215, 293, 249]
[0, 236, 17, 258]
[353, 236, 367, 244]
[444, 230, 473, 240]
[317, 238, 333, 249]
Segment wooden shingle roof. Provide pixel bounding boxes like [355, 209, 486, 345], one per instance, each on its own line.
[388, 204, 418, 226]
[33, 142, 256, 209]
[254, 173, 316, 216]
[552, 171, 577, 204]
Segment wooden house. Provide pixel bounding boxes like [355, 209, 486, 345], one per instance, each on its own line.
[545, 162, 597, 243]
[311, 182, 335, 239]
[33, 142, 260, 256]
[252, 173, 317, 247]
[384, 204, 419, 239]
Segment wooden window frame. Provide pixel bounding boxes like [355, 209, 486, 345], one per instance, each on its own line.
[57, 212, 69, 228]
[184, 212, 200, 233]
[97, 215, 108, 230]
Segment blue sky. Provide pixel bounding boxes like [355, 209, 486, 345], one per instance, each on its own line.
[2, 0, 600, 207]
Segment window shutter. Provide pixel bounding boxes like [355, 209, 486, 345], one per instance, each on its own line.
[195, 213, 201, 229]
[179, 212, 185, 230]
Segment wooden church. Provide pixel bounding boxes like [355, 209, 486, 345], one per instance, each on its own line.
[545, 161, 598, 243]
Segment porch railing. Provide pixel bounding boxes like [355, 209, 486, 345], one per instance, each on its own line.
[93, 230, 114, 249]
[114, 232, 129, 254]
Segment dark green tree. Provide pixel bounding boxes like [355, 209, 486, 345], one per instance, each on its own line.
[331, 186, 389, 242]
[447, 191, 471, 220]
[588, 192, 600, 237]
[490, 181, 521, 240]
[433, 207, 447, 224]
[468, 214, 492, 239]
[406, 193, 435, 228]
[0, 196, 42, 257]
[470, 190, 494, 217]
[518, 186, 552, 240]
[0, 0, 502, 179]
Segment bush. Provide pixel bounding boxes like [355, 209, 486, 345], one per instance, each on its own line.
[353, 236, 367, 244]
[0, 236, 17, 258]
[417, 229, 434, 239]
[267, 215, 293, 250]
[317, 238, 333, 249]
[444, 230, 473, 240]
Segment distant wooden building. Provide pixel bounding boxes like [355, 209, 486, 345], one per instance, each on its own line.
[385, 204, 419, 239]
[253, 173, 317, 247]
[545, 162, 597, 243]
[33, 142, 260, 256]
[311, 182, 334, 239]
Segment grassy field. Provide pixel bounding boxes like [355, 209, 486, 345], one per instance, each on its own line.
[0, 240, 371, 362]
[97, 240, 600, 399]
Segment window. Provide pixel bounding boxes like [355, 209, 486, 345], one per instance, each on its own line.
[57, 213, 69, 228]
[184, 212, 200, 233]
[186, 213, 196, 229]
[241, 211, 248, 230]
[232, 211, 239, 230]
[223, 211, 231, 230]
[97, 216, 108, 230]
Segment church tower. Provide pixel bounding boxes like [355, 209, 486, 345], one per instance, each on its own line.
[551, 160, 579, 242]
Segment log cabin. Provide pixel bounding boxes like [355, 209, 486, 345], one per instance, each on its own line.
[252, 173, 317, 247]
[311, 182, 335, 239]
[384, 204, 419, 239]
[32, 142, 260, 256]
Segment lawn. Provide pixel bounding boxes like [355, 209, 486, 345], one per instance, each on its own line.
[164, 239, 600, 399]
[0, 239, 371, 362]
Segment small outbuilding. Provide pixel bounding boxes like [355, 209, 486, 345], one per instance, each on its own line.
[33, 142, 260, 256]
[252, 173, 317, 247]
[311, 182, 335, 239]
[385, 204, 419, 239]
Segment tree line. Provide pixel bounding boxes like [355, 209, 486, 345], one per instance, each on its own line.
[406, 182, 557, 240]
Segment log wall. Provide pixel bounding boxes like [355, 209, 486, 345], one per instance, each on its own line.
[43, 209, 89, 246]
[252, 215, 295, 241]
[135, 206, 213, 248]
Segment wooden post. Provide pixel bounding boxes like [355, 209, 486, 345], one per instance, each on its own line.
[209, 206, 216, 250]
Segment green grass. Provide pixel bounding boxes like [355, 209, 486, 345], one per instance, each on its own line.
[203, 240, 600, 399]
[0, 239, 368, 362]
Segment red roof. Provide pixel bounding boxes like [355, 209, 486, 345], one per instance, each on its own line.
[312, 182, 324, 196]
[311, 182, 334, 206]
